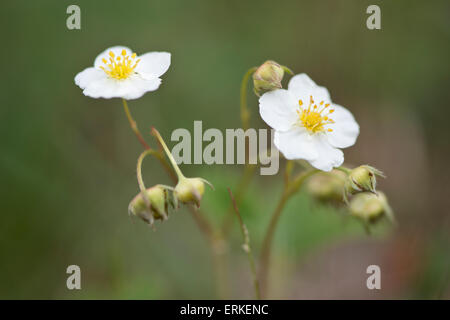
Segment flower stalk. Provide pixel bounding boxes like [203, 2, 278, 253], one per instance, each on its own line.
[259, 167, 319, 298]
[122, 99, 151, 150]
[151, 127, 185, 180]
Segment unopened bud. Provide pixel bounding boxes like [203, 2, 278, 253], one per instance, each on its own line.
[349, 191, 394, 224]
[306, 169, 346, 203]
[174, 177, 213, 208]
[253, 60, 285, 96]
[128, 185, 169, 225]
[347, 165, 384, 195]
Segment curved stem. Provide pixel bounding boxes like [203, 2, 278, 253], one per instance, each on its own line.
[135, 149, 164, 223]
[137, 149, 159, 193]
[151, 128, 184, 180]
[240, 67, 257, 131]
[259, 168, 318, 298]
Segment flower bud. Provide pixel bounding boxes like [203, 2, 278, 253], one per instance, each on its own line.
[306, 169, 346, 203]
[174, 177, 212, 208]
[128, 185, 169, 225]
[347, 165, 385, 195]
[349, 191, 394, 224]
[253, 60, 284, 96]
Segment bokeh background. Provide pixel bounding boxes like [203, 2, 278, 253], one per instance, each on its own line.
[0, 0, 449, 299]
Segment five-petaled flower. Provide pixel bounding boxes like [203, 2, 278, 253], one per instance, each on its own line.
[259, 73, 359, 171]
[75, 46, 171, 100]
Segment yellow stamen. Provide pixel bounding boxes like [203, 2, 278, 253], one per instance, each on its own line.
[100, 50, 140, 80]
[297, 96, 335, 133]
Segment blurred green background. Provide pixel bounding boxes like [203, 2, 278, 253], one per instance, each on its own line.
[0, 0, 449, 299]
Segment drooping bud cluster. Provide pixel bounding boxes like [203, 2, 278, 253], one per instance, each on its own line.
[304, 163, 394, 229]
[340, 165, 394, 228]
[129, 128, 214, 227]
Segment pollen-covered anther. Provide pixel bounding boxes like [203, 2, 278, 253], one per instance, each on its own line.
[100, 50, 141, 80]
[297, 96, 335, 133]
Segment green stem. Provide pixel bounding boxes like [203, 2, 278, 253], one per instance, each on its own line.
[151, 128, 185, 180]
[240, 67, 257, 131]
[259, 168, 318, 298]
[137, 149, 158, 193]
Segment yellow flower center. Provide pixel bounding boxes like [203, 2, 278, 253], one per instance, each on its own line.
[297, 96, 335, 133]
[99, 50, 141, 80]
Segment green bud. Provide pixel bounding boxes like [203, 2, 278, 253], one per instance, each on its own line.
[347, 165, 385, 195]
[253, 60, 284, 96]
[174, 177, 213, 208]
[349, 191, 394, 224]
[128, 185, 169, 225]
[306, 169, 346, 203]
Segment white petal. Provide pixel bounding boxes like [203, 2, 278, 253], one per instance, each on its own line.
[121, 76, 162, 100]
[94, 46, 133, 68]
[135, 52, 171, 79]
[288, 73, 331, 104]
[274, 127, 318, 161]
[259, 89, 298, 131]
[326, 104, 360, 148]
[74, 67, 105, 89]
[308, 134, 344, 172]
[82, 74, 161, 100]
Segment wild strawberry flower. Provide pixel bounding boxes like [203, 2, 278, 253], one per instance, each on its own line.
[259, 73, 359, 171]
[75, 46, 171, 100]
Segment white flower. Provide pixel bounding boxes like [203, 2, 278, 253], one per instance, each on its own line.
[259, 73, 359, 171]
[75, 46, 171, 100]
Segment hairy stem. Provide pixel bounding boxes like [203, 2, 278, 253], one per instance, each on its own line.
[228, 188, 261, 299]
[122, 99, 151, 150]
